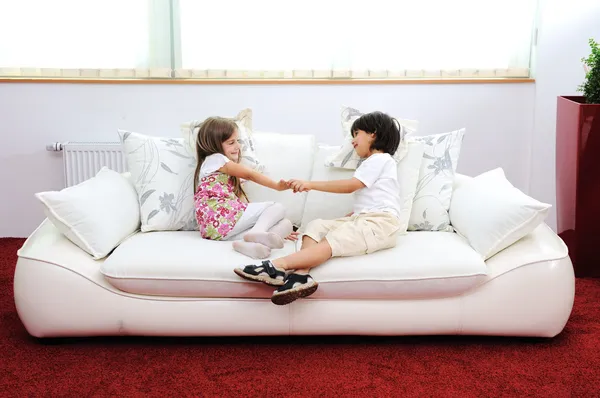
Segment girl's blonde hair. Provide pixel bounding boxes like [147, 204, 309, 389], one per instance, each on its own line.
[193, 117, 248, 201]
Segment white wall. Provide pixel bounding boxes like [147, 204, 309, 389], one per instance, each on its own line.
[1, 0, 598, 238]
[529, 0, 600, 231]
[0, 83, 535, 237]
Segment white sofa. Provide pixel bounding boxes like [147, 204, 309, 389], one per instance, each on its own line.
[14, 132, 575, 338]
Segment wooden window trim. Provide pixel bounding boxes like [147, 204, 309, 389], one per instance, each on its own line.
[0, 77, 535, 85]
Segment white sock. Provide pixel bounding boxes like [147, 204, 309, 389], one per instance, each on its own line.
[232, 241, 271, 259]
[244, 232, 284, 249]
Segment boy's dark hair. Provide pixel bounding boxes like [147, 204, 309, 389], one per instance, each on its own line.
[351, 111, 403, 156]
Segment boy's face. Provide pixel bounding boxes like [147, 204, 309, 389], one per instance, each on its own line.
[351, 129, 376, 158]
[221, 129, 241, 162]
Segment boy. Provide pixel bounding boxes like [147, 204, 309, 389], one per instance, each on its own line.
[234, 111, 404, 305]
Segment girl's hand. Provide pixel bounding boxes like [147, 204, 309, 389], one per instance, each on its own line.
[285, 231, 300, 241]
[289, 179, 311, 193]
[276, 179, 289, 191]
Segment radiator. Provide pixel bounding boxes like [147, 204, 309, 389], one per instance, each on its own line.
[47, 142, 128, 187]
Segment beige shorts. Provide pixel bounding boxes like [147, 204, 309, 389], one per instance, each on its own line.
[303, 212, 402, 257]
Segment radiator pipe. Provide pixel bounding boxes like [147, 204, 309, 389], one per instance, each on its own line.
[46, 142, 64, 151]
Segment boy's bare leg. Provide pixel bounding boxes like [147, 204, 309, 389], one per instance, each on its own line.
[285, 235, 319, 274]
[271, 237, 332, 271]
[300, 235, 318, 249]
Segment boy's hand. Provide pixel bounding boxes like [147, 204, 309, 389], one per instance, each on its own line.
[288, 179, 312, 193]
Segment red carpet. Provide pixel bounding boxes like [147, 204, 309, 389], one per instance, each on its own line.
[1, 237, 600, 397]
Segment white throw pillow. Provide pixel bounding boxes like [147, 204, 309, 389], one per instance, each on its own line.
[181, 108, 263, 172]
[408, 128, 466, 232]
[300, 140, 425, 234]
[325, 105, 419, 170]
[118, 130, 197, 232]
[35, 167, 140, 260]
[449, 168, 552, 259]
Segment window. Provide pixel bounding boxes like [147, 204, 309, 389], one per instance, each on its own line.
[0, 0, 171, 78]
[0, 0, 538, 81]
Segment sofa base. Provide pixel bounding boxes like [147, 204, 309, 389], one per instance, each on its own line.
[14, 254, 575, 339]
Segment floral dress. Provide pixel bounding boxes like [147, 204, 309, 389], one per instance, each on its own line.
[194, 172, 247, 240]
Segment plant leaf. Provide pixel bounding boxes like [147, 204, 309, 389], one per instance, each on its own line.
[147, 209, 159, 222]
[160, 162, 177, 174]
[140, 189, 156, 206]
[437, 135, 446, 144]
[122, 131, 131, 141]
[422, 209, 427, 219]
[422, 153, 436, 160]
[166, 150, 191, 159]
[437, 222, 450, 231]
[341, 150, 355, 167]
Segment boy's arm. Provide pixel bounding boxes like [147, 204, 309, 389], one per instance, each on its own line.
[288, 178, 365, 194]
[221, 161, 288, 191]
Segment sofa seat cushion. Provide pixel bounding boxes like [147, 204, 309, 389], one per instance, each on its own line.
[308, 231, 487, 300]
[100, 231, 297, 299]
[100, 229, 487, 300]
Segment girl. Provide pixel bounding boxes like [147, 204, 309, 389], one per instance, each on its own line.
[193, 116, 297, 260]
[234, 111, 404, 305]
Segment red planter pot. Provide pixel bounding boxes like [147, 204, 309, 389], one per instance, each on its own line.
[556, 95, 600, 277]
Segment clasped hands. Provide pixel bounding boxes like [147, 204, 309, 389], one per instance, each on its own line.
[276, 179, 311, 193]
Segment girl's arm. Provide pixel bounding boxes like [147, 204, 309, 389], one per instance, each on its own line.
[221, 161, 288, 191]
[288, 178, 365, 194]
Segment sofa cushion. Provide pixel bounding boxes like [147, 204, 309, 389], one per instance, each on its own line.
[34, 167, 140, 260]
[118, 130, 198, 232]
[180, 108, 263, 172]
[100, 228, 487, 300]
[243, 132, 316, 227]
[408, 128, 466, 232]
[100, 230, 297, 299]
[449, 168, 551, 260]
[308, 231, 487, 300]
[325, 105, 420, 170]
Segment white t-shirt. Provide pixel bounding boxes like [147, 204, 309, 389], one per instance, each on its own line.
[352, 153, 402, 219]
[200, 153, 230, 178]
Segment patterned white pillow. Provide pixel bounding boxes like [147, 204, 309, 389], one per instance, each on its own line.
[325, 105, 419, 170]
[118, 130, 197, 232]
[407, 128, 466, 232]
[181, 108, 263, 172]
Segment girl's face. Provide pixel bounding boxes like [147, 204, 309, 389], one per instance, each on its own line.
[221, 129, 241, 162]
[351, 129, 376, 158]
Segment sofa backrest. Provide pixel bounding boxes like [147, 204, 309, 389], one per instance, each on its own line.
[246, 133, 469, 231]
[244, 132, 316, 226]
[299, 145, 355, 229]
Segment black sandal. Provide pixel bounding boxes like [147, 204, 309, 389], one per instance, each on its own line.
[271, 273, 319, 305]
[233, 260, 286, 286]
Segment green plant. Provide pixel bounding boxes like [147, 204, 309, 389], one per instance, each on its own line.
[578, 38, 600, 104]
